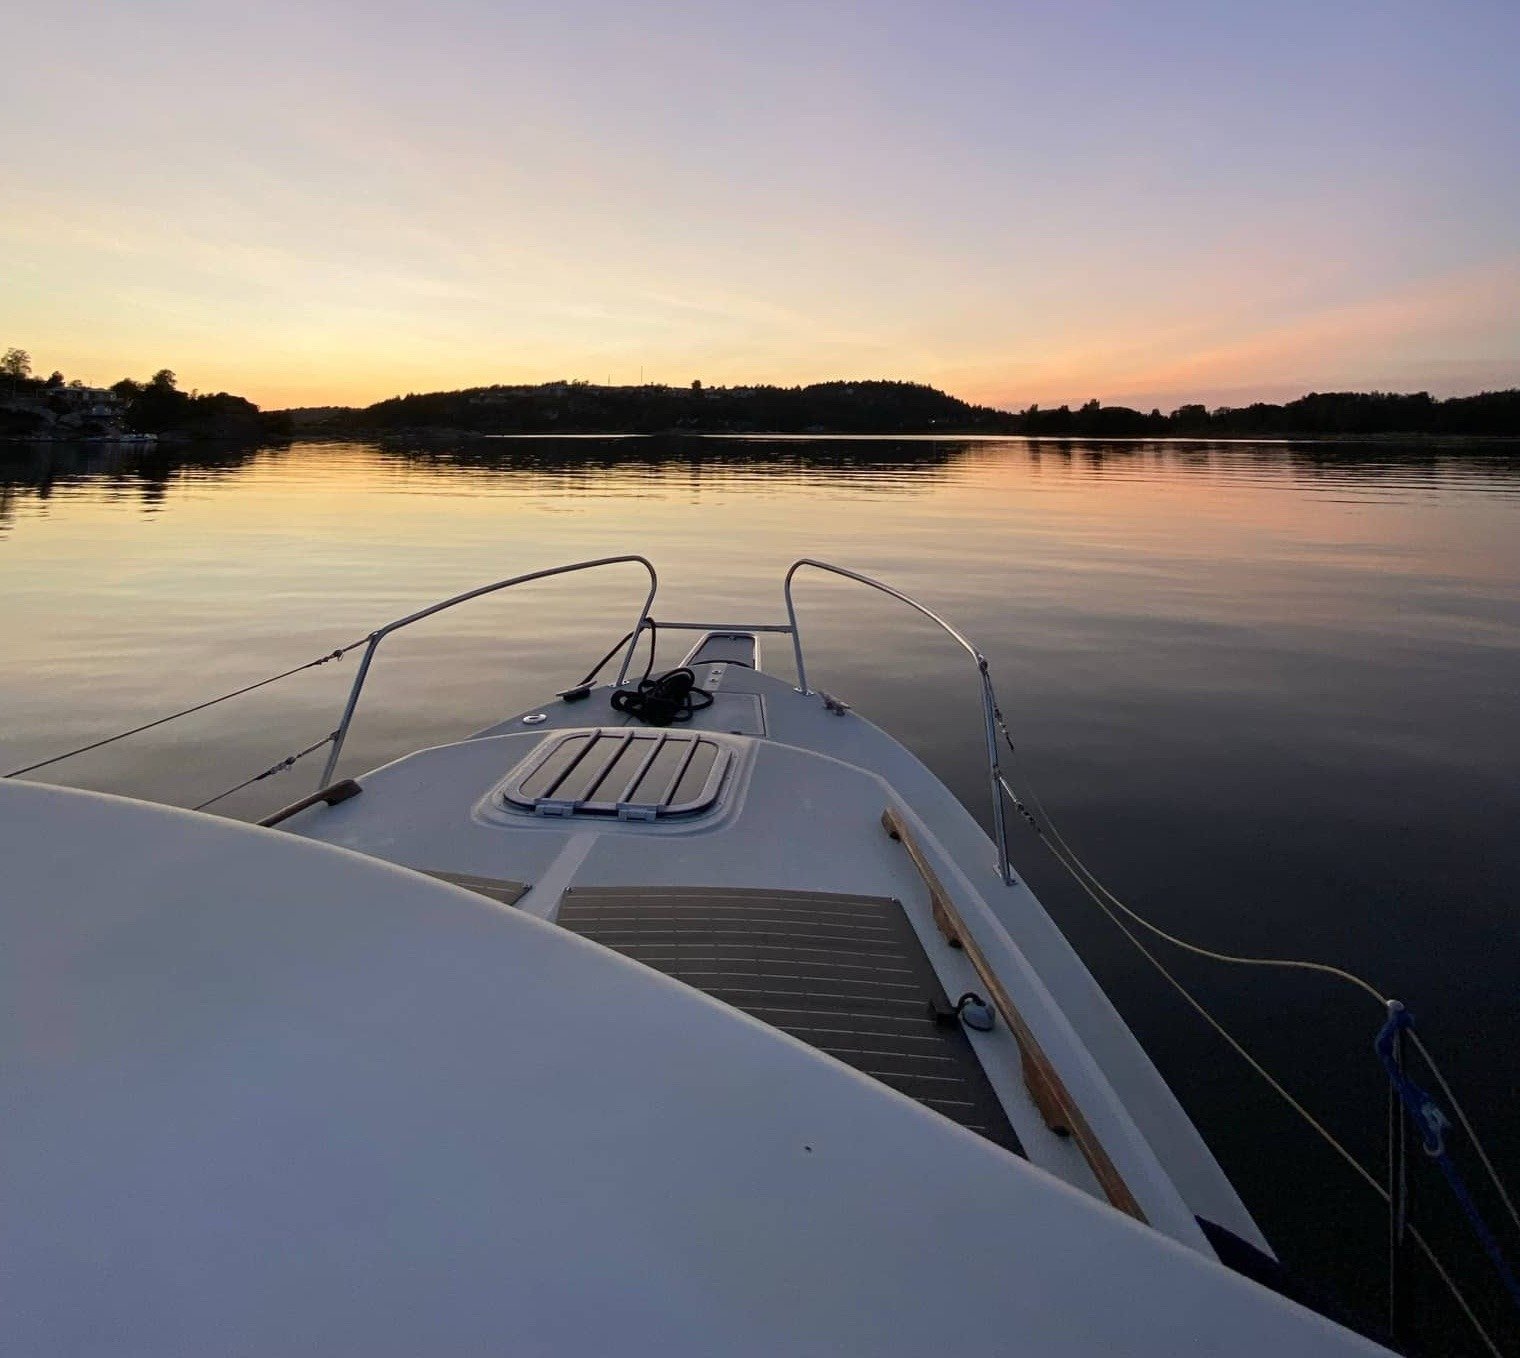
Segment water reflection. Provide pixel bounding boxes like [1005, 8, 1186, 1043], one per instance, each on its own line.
[0, 441, 263, 529]
[6, 436, 1518, 535]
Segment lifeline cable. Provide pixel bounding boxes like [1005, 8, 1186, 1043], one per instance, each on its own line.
[3, 640, 367, 778]
[191, 732, 339, 811]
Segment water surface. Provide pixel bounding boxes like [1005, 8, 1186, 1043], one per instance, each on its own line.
[4, 435, 1518, 1351]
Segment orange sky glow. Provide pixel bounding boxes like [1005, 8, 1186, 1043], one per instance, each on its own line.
[4, 2, 1516, 413]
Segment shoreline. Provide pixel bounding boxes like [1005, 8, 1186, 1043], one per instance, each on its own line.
[280, 427, 1520, 447]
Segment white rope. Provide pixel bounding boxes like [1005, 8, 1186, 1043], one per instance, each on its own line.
[987, 700, 1517, 1353]
[1007, 755, 1520, 1244]
[998, 759, 1389, 1007]
[1026, 810, 1504, 1357]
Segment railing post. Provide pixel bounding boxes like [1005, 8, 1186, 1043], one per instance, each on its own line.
[783, 558, 1016, 883]
[319, 634, 379, 787]
[782, 562, 811, 693]
[314, 555, 659, 790]
[979, 660, 1014, 885]
[612, 597, 657, 687]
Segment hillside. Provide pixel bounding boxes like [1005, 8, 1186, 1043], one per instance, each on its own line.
[290, 380, 1520, 440]
[310, 380, 1015, 436]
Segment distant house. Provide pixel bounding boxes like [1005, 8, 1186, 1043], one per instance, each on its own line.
[54, 385, 121, 419]
[1, 382, 126, 440]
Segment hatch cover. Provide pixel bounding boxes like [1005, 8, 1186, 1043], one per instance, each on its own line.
[501, 728, 732, 821]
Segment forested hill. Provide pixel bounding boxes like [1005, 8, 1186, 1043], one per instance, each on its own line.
[1012, 389, 1520, 438]
[303, 380, 1520, 438]
[326, 381, 1015, 435]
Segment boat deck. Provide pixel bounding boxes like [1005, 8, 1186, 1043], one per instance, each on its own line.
[282, 642, 1264, 1257]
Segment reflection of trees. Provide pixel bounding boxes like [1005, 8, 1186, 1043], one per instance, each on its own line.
[5, 435, 1518, 541]
[0, 442, 266, 534]
[374, 434, 970, 495]
[1014, 438, 1520, 488]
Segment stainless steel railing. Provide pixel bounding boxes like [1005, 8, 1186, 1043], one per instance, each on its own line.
[315, 552, 1015, 885]
[317, 555, 657, 786]
[782, 558, 1016, 885]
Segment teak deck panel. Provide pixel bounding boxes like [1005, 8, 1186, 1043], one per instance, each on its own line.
[557, 884, 1023, 1154]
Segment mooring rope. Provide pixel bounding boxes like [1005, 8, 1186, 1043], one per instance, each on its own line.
[990, 705, 1518, 1353]
[991, 707, 1390, 1004]
[1378, 1006, 1520, 1313]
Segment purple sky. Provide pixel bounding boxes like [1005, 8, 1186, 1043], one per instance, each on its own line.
[4, 0, 1517, 409]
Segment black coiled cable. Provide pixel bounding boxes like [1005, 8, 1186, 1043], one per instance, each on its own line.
[609, 667, 714, 726]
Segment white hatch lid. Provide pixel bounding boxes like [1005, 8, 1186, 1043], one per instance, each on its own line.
[499, 726, 733, 820]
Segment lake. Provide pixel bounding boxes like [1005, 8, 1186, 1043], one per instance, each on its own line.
[3, 435, 1518, 1352]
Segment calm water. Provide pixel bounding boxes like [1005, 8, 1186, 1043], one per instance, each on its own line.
[4, 436, 1518, 1352]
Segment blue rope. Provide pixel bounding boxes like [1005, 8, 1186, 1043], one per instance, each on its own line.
[1376, 1003, 1520, 1315]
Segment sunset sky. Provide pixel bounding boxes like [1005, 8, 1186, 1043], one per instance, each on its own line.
[4, 0, 1517, 412]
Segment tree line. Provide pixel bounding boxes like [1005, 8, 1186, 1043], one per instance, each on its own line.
[8, 345, 1517, 441]
[1013, 390, 1520, 437]
[1, 349, 287, 441]
[340, 379, 1012, 436]
[322, 377, 1520, 438]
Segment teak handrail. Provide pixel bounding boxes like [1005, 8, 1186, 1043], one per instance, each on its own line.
[882, 806, 1147, 1223]
[258, 778, 363, 828]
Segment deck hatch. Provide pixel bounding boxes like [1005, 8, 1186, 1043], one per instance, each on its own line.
[555, 885, 1023, 1154]
[502, 729, 731, 820]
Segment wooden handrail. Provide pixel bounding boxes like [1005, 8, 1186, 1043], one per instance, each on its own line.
[882, 806, 1147, 1223]
[258, 778, 363, 828]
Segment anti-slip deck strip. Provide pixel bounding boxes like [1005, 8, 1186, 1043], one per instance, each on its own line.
[556, 884, 1022, 1154]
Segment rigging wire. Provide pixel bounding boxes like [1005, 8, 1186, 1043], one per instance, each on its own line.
[2, 641, 367, 779]
[1076, 842, 1501, 1357]
[1003, 741, 1519, 1244]
[191, 733, 338, 811]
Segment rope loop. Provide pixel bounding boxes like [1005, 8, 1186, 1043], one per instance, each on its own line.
[1373, 1003, 1520, 1314]
[1376, 1006, 1451, 1158]
[609, 667, 713, 726]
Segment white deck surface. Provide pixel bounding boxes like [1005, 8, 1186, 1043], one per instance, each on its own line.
[1, 781, 1389, 1356]
[288, 658, 1269, 1254]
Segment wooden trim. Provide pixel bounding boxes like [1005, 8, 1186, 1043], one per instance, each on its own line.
[258, 778, 363, 828]
[422, 870, 530, 908]
[881, 806, 1148, 1223]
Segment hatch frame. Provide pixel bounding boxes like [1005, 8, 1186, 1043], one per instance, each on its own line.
[498, 727, 733, 822]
